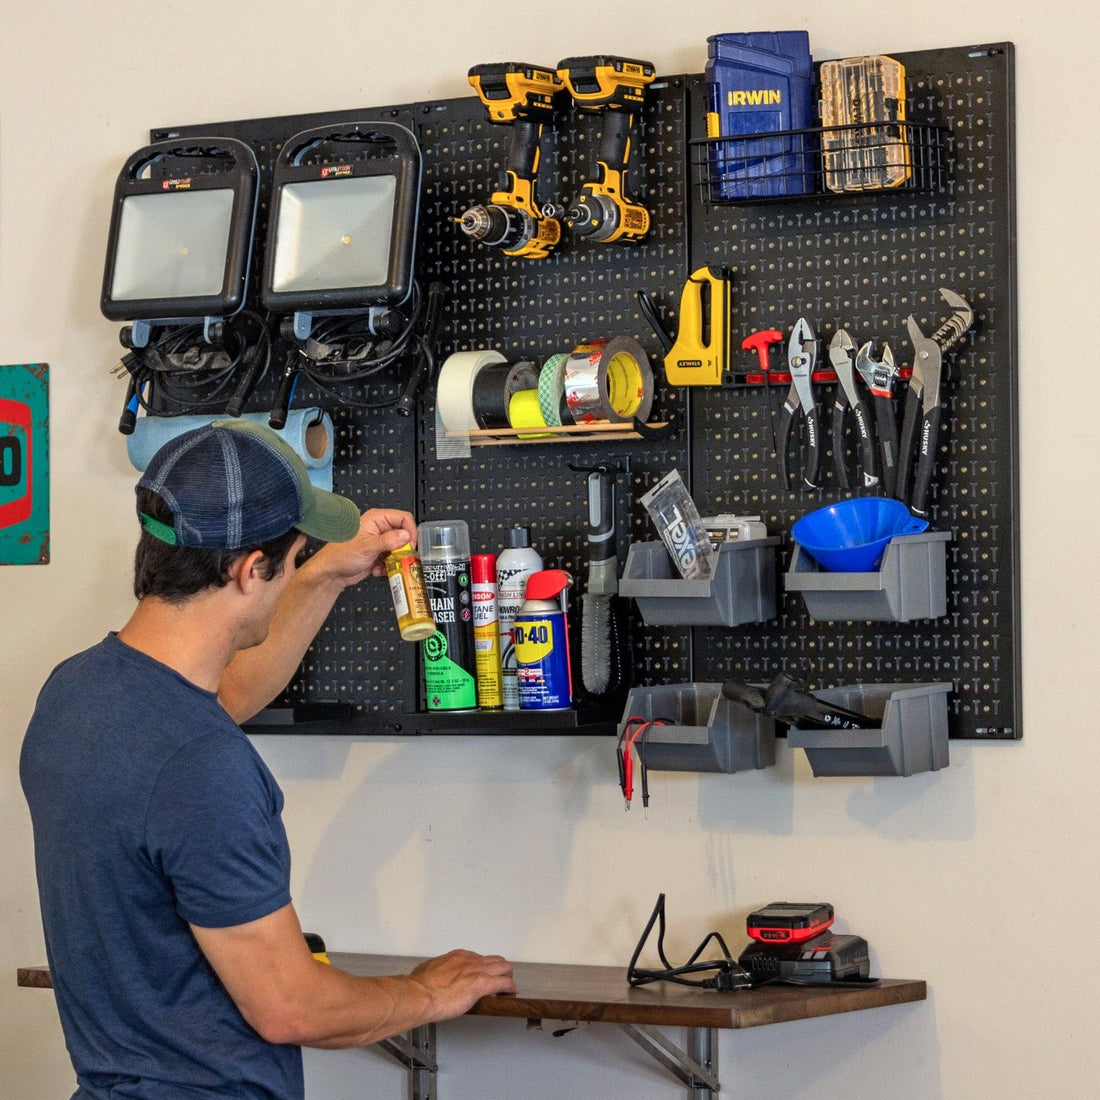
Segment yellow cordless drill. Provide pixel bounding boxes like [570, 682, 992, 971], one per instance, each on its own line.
[457, 62, 565, 259]
[557, 56, 656, 244]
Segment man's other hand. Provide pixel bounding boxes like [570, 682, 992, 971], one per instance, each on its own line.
[408, 950, 517, 1021]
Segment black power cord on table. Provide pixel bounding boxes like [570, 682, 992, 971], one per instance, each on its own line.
[626, 893, 753, 991]
[626, 894, 883, 992]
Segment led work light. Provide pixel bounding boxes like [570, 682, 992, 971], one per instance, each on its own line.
[100, 138, 260, 348]
[261, 123, 421, 341]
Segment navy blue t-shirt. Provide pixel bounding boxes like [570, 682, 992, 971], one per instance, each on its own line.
[21, 634, 302, 1099]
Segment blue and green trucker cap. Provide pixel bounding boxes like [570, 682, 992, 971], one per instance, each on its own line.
[136, 419, 360, 549]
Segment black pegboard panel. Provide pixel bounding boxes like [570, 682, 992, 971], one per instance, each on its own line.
[153, 44, 1018, 738]
[410, 77, 696, 698]
[685, 44, 1018, 739]
[155, 79, 700, 722]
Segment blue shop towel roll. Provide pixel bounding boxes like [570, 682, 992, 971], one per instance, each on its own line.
[125, 408, 336, 491]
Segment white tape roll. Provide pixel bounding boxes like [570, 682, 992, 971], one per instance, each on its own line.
[563, 336, 655, 424]
[126, 408, 337, 491]
[436, 350, 507, 432]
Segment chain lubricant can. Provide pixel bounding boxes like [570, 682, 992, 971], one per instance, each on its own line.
[514, 569, 573, 711]
[419, 520, 477, 711]
[470, 553, 503, 709]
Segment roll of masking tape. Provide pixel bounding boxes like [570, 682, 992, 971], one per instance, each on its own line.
[126, 408, 337, 491]
[563, 336, 654, 424]
[471, 361, 539, 428]
[538, 352, 569, 427]
[508, 389, 552, 439]
[436, 350, 507, 433]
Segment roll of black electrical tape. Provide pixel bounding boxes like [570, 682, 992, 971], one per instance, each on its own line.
[471, 361, 540, 428]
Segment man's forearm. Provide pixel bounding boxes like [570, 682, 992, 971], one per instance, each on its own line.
[286, 966, 439, 1049]
[218, 557, 347, 723]
[192, 907, 514, 1050]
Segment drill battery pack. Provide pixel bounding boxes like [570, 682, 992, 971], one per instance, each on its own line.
[738, 930, 870, 985]
[704, 31, 815, 200]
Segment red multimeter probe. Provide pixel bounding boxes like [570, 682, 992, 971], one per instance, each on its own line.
[746, 902, 834, 944]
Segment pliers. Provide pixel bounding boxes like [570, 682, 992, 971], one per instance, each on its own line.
[854, 340, 901, 498]
[897, 288, 975, 517]
[829, 329, 879, 490]
[777, 317, 821, 491]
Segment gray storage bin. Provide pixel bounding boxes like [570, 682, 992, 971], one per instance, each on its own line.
[620, 537, 780, 627]
[786, 682, 951, 777]
[620, 683, 776, 774]
[784, 530, 951, 621]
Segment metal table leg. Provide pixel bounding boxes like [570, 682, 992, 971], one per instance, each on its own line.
[376, 1024, 438, 1100]
[620, 1024, 720, 1096]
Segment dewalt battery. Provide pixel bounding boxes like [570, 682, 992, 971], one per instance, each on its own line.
[704, 31, 815, 200]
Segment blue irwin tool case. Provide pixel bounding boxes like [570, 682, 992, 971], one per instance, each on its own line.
[704, 30, 815, 199]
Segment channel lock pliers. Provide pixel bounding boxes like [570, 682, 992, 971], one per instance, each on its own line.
[829, 329, 879, 490]
[777, 317, 821, 491]
[854, 340, 901, 498]
[897, 288, 975, 517]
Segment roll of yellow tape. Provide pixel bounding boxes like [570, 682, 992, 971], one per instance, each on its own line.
[508, 388, 552, 439]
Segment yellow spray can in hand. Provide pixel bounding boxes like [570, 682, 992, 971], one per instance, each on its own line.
[385, 543, 436, 642]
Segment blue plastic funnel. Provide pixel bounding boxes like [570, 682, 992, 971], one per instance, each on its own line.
[791, 498, 929, 572]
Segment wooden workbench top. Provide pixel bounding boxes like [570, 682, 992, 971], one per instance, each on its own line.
[333, 953, 925, 1030]
[19, 953, 926, 1031]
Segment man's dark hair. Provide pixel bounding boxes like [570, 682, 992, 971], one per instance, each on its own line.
[133, 487, 301, 602]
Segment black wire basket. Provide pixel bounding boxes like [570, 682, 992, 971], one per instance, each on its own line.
[691, 120, 950, 205]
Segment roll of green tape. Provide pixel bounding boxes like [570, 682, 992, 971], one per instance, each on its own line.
[537, 353, 569, 427]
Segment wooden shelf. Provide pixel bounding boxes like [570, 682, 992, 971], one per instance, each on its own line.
[331, 953, 926, 1029]
[464, 421, 672, 446]
[19, 954, 926, 1029]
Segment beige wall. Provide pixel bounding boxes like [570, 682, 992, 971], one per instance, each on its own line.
[1, 3, 1092, 1097]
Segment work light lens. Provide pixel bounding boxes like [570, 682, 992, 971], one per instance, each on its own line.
[110, 189, 235, 301]
[270, 175, 397, 294]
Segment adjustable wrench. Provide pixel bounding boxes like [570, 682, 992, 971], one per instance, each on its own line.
[854, 341, 901, 498]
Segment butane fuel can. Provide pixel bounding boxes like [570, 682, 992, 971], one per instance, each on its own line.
[514, 569, 573, 711]
[420, 520, 477, 711]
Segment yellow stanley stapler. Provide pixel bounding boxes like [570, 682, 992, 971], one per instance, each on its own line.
[663, 266, 733, 386]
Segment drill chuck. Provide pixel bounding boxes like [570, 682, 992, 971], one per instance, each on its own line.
[458, 203, 534, 251]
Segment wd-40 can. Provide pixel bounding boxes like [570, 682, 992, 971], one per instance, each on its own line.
[514, 569, 573, 711]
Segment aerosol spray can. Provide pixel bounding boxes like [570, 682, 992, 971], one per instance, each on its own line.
[420, 520, 477, 711]
[496, 526, 543, 710]
[470, 553, 503, 709]
[515, 569, 573, 711]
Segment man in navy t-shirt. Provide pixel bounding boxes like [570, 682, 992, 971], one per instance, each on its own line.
[21, 420, 514, 1099]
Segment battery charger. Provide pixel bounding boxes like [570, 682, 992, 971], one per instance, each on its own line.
[738, 930, 871, 985]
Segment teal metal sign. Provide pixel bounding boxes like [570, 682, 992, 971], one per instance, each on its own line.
[0, 364, 49, 564]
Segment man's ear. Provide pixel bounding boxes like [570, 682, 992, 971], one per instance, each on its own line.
[227, 549, 266, 593]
